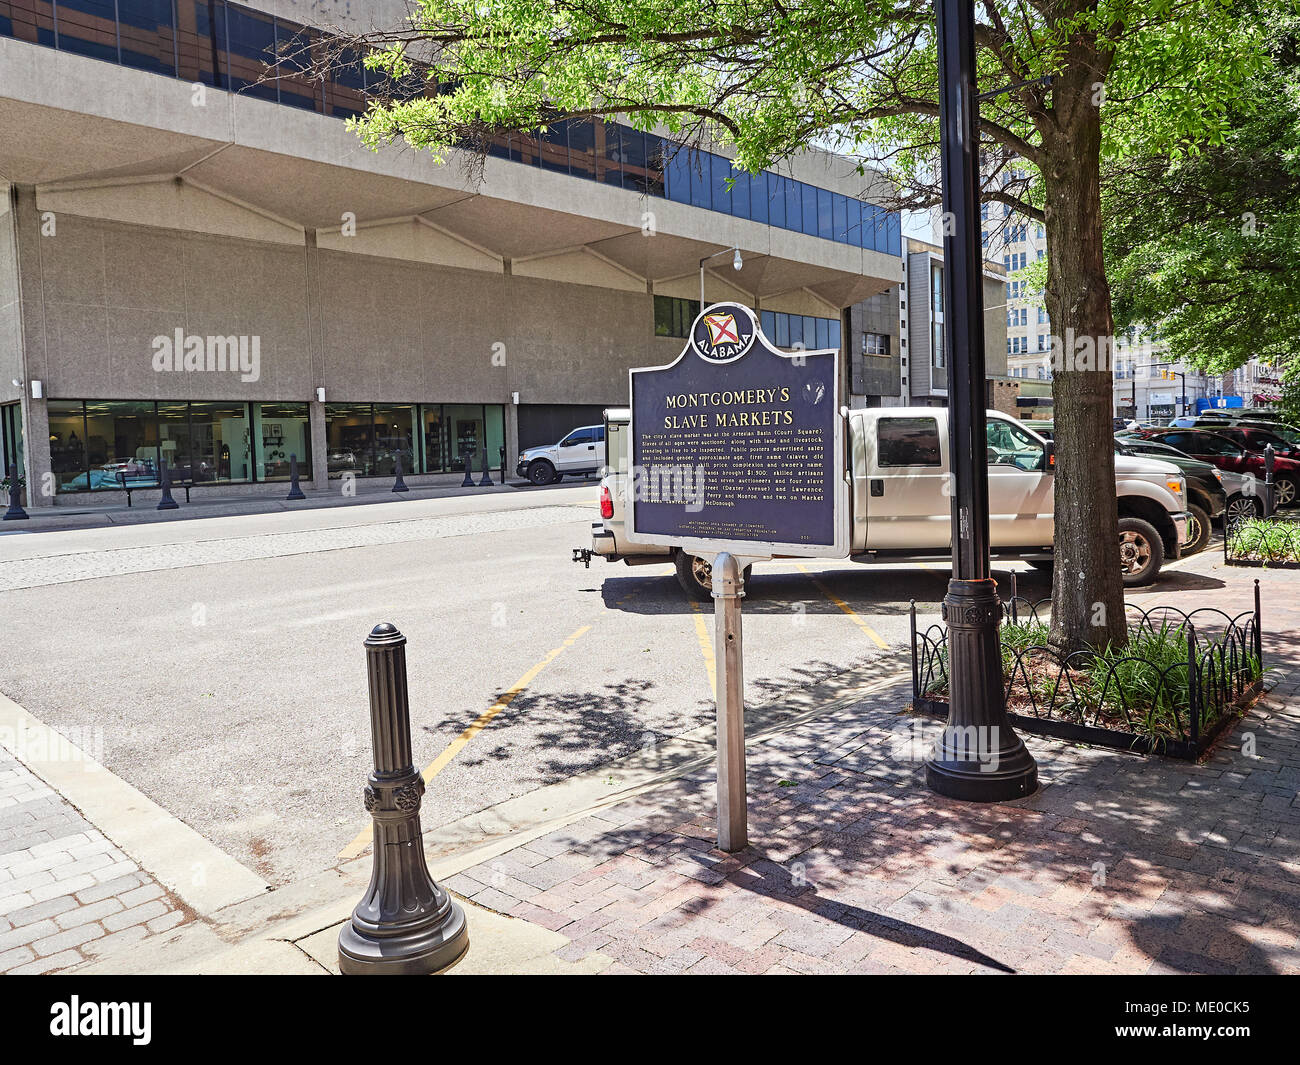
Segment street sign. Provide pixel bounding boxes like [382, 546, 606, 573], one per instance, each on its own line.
[626, 303, 848, 559]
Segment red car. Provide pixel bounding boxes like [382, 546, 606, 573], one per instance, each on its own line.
[1205, 425, 1299, 459]
[1135, 429, 1300, 507]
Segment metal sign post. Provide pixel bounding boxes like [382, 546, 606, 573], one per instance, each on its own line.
[712, 551, 759, 852]
[626, 302, 848, 851]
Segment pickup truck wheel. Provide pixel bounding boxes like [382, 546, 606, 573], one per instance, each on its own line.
[1184, 503, 1211, 555]
[674, 552, 752, 600]
[1118, 516, 1165, 587]
[527, 460, 556, 486]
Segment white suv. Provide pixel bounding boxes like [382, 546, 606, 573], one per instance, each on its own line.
[516, 424, 605, 485]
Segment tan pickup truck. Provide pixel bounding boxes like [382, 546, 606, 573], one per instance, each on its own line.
[574, 406, 1191, 599]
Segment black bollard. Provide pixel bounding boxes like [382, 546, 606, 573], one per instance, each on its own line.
[477, 443, 493, 487]
[392, 451, 409, 493]
[286, 453, 306, 500]
[3, 465, 28, 521]
[156, 459, 179, 511]
[460, 447, 475, 487]
[338, 623, 469, 975]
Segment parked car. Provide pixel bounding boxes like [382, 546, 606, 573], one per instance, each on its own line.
[1197, 425, 1299, 459]
[1230, 420, 1300, 447]
[1128, 428, 1300, 507]
[1113, 437, 1226, 551]
[516, 424, 605, 485]
[581, 407, 1191, 595]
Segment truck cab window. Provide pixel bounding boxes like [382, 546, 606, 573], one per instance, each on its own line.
[877, 417, 941, 467]
[986, 419, 1046, 471]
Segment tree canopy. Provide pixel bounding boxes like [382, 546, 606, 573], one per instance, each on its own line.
[1106, 6, 1298, 387]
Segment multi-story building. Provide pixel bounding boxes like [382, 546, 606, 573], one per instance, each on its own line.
[981, 197, 1051, 383]
[0, 0, 903, 505]
[901, 237, 1008, 408]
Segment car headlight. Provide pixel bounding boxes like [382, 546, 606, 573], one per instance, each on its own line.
[1211, 468, 1223, 482]
[1166, 476, 1185, 501]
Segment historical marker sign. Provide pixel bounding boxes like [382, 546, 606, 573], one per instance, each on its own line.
[627, 303, 848, 558]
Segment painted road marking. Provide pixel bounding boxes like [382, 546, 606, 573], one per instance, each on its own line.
[338, 624, 592, 860]
[795, 563, 889, 649]
[689, 601, 717, 700]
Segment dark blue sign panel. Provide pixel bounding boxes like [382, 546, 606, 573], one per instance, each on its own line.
[628, 303, 846, 556]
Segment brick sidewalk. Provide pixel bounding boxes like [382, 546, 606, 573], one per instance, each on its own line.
[0, 748, 190, 974]
[444, 557, 1300, 975]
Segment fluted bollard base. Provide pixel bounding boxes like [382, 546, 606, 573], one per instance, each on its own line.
[460, 449, 475, 487]
[337, 804, 469, 974]
[925, 578, 1037, 802]
[392, 452, 409, 493]
[338, 623, 469, 975]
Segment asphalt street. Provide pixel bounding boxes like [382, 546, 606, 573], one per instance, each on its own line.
[0, 484, 1058, 884]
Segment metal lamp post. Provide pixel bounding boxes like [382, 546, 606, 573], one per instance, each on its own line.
[925, 0, 1037, 801]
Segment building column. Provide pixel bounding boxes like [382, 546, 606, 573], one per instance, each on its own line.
[504, 397, 519, 481]
[12, 186, 52, 507]
[309, 399, 328, 490]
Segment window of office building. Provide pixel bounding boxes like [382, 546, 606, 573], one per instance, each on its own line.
[760, 311, 841, 351]
[325, 403, 377, 477]
[50, 400, 160, 491]
[255, 403, 312, 480]
[654, 296, 700, 338]
[862, 332, 890, 356]
[933, 322, 947, 368]
[186, 401, 252, 482]
[445, 405, 486, 465]
[372, 403, 417, 476]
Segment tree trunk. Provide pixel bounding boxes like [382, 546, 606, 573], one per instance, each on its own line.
[1041, 111, 1128, 653]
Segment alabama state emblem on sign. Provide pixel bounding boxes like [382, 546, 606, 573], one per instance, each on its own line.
[690, 303, 756, 363]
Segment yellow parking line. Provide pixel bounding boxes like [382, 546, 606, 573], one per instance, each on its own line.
[689, 600, 717, 700]
[795, 563, 889, 649]
[337, 624, 591, 860]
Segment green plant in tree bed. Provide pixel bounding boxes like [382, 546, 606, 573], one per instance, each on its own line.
[923, 618, 1260, 749]
[1228, 518, 1300, 564]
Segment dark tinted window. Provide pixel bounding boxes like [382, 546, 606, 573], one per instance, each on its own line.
[877, 418, 942, 467]
[562, 428, 594, 446]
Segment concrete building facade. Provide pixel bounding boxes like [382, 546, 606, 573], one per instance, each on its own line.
[0, 0, 901, 505]
[902, 237, 1007, 407]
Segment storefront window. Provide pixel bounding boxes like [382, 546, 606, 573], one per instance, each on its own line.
[79, 400, 160, 490]
[188, 401, 252, 483]
[445, 405, 486, 468]
[373, 403, 416, 476]
[325, 403, 374, 477]
[156, 401, 192, 480]
[255, 403, 312, 480]
[422, 405, 446, 473]
[485, 405, 505, 471]
[48, 400, 88, 491]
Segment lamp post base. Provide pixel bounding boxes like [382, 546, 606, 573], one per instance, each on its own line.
[338, 897, 469, 975]
[924, 577, 1038, 803]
